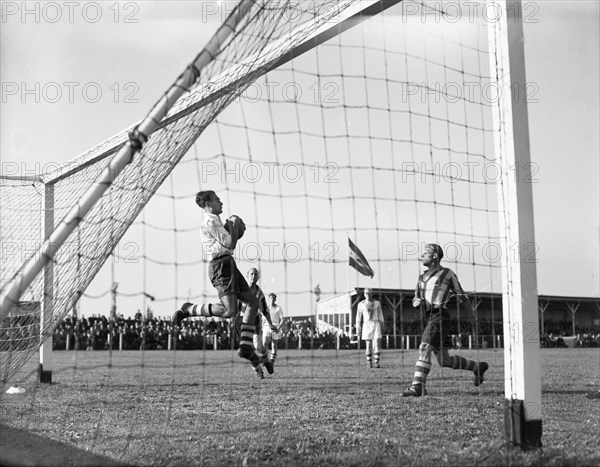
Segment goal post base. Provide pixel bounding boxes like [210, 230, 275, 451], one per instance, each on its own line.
[504, 399, 542, 451]
[38, 364, 52, 384]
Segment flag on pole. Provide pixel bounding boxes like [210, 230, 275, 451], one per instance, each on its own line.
[348, 238, 375, 278]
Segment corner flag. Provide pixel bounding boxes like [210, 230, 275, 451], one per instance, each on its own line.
[348, 238, 375, 278]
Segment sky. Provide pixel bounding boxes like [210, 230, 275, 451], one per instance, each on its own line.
[1, 1, 598, 318]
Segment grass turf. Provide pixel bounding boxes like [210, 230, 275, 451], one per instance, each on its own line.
[1, 348, 599, 466]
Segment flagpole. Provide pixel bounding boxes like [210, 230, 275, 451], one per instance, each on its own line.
[346, 232, 351, 294]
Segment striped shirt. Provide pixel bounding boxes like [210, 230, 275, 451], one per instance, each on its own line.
[415, 267, 466, 311]
[240, 284, 269, 325]
[201, 212, 233, 261]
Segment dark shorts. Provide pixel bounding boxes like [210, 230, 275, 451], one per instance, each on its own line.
[421, 309, 453, 351]
[208, 255, 250, 299]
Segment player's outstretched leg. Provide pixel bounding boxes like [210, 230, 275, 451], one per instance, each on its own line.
[172, 302, 192, 327]
[173, 302, 229, 325]
[473, 361, 489, 386]
[436, 350, 488, 385]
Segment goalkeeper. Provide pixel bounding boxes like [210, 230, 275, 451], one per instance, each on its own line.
[172, 190, 266, 378]
[402, 243, 489, 397]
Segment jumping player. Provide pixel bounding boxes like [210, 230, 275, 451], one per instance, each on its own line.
[172, 190, 267, 378]
[403, 243, 489, 397]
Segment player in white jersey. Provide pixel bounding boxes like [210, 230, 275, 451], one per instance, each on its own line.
[402, 243, 489, 397]
[355, 288, 384, 368]
[172, 190, 266, 378]
[264, 293, 284, 364]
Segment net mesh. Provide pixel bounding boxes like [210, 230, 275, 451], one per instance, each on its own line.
[1, 0, 502, 386]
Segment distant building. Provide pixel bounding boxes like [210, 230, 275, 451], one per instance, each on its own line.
[316, 288, 600, 346]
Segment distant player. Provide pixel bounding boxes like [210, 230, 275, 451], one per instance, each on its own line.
[355, 288, 384, 368]
[264, 293, 284, 364]
[235, 268, 277, 377]
[172, 190, 267, 378]
[402, 243, 489, 397]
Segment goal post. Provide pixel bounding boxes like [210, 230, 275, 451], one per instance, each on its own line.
[1, 0, 542, 452]
[39, 182, 54, 384]
[489, 0, 542, 450]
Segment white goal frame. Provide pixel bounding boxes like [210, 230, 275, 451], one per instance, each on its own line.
[0, 0, 541, 450]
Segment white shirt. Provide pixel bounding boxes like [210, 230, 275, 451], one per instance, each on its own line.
[201, 212, 233, 261]
[265, 304, 284, 334]
[356, 299, 384, 340]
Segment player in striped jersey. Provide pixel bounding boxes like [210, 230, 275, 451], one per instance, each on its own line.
[236, 268, 277, 377]
[402, 243, 489, 397]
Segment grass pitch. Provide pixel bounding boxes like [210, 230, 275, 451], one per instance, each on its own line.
[1, 348, 599, 466]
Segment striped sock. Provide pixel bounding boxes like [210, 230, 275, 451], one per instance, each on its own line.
[271, 344, 277, 363]
[192, 304, 210, 317]
[239, 323, 260, 369]
[447, 355, 477, 371]
[412, 359, 432, 387]
[374, 352, 381, 366]
[365, 352, 373, 367]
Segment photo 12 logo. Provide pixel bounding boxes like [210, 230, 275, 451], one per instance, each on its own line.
[199, 1, 342, 25]
[400, 241, 539, 265]
[200, 161, 340, 185]
[400, 81, 540, 105]
[2, 81, 140, 104]
[1, 2, 140, 24]
[401, 161, 539, 184]
[204, 240, 340, 264]
[400, 1, 540, 24]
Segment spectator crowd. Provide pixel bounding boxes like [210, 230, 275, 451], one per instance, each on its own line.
[49, 314, 600, 351]
[51, 313, 353, 351]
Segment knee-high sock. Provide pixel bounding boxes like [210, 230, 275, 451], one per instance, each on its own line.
[444, 355, 477, 371]
[253, 333, 267, 360]
[271, 340, 278, 362]
[373, 339, 381, 365]
[365, 340, 373, 365]
[412, 359, 432, 386]
[191, 303, 208, 317]
[239, 323, 260, 369]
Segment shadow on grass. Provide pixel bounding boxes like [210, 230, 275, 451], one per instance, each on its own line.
[0, 423, 131, 467]
[544, 389, 600, 396]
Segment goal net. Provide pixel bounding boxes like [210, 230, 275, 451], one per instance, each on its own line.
[1, 1, 538, 450]
[2, 0, 500, 380]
